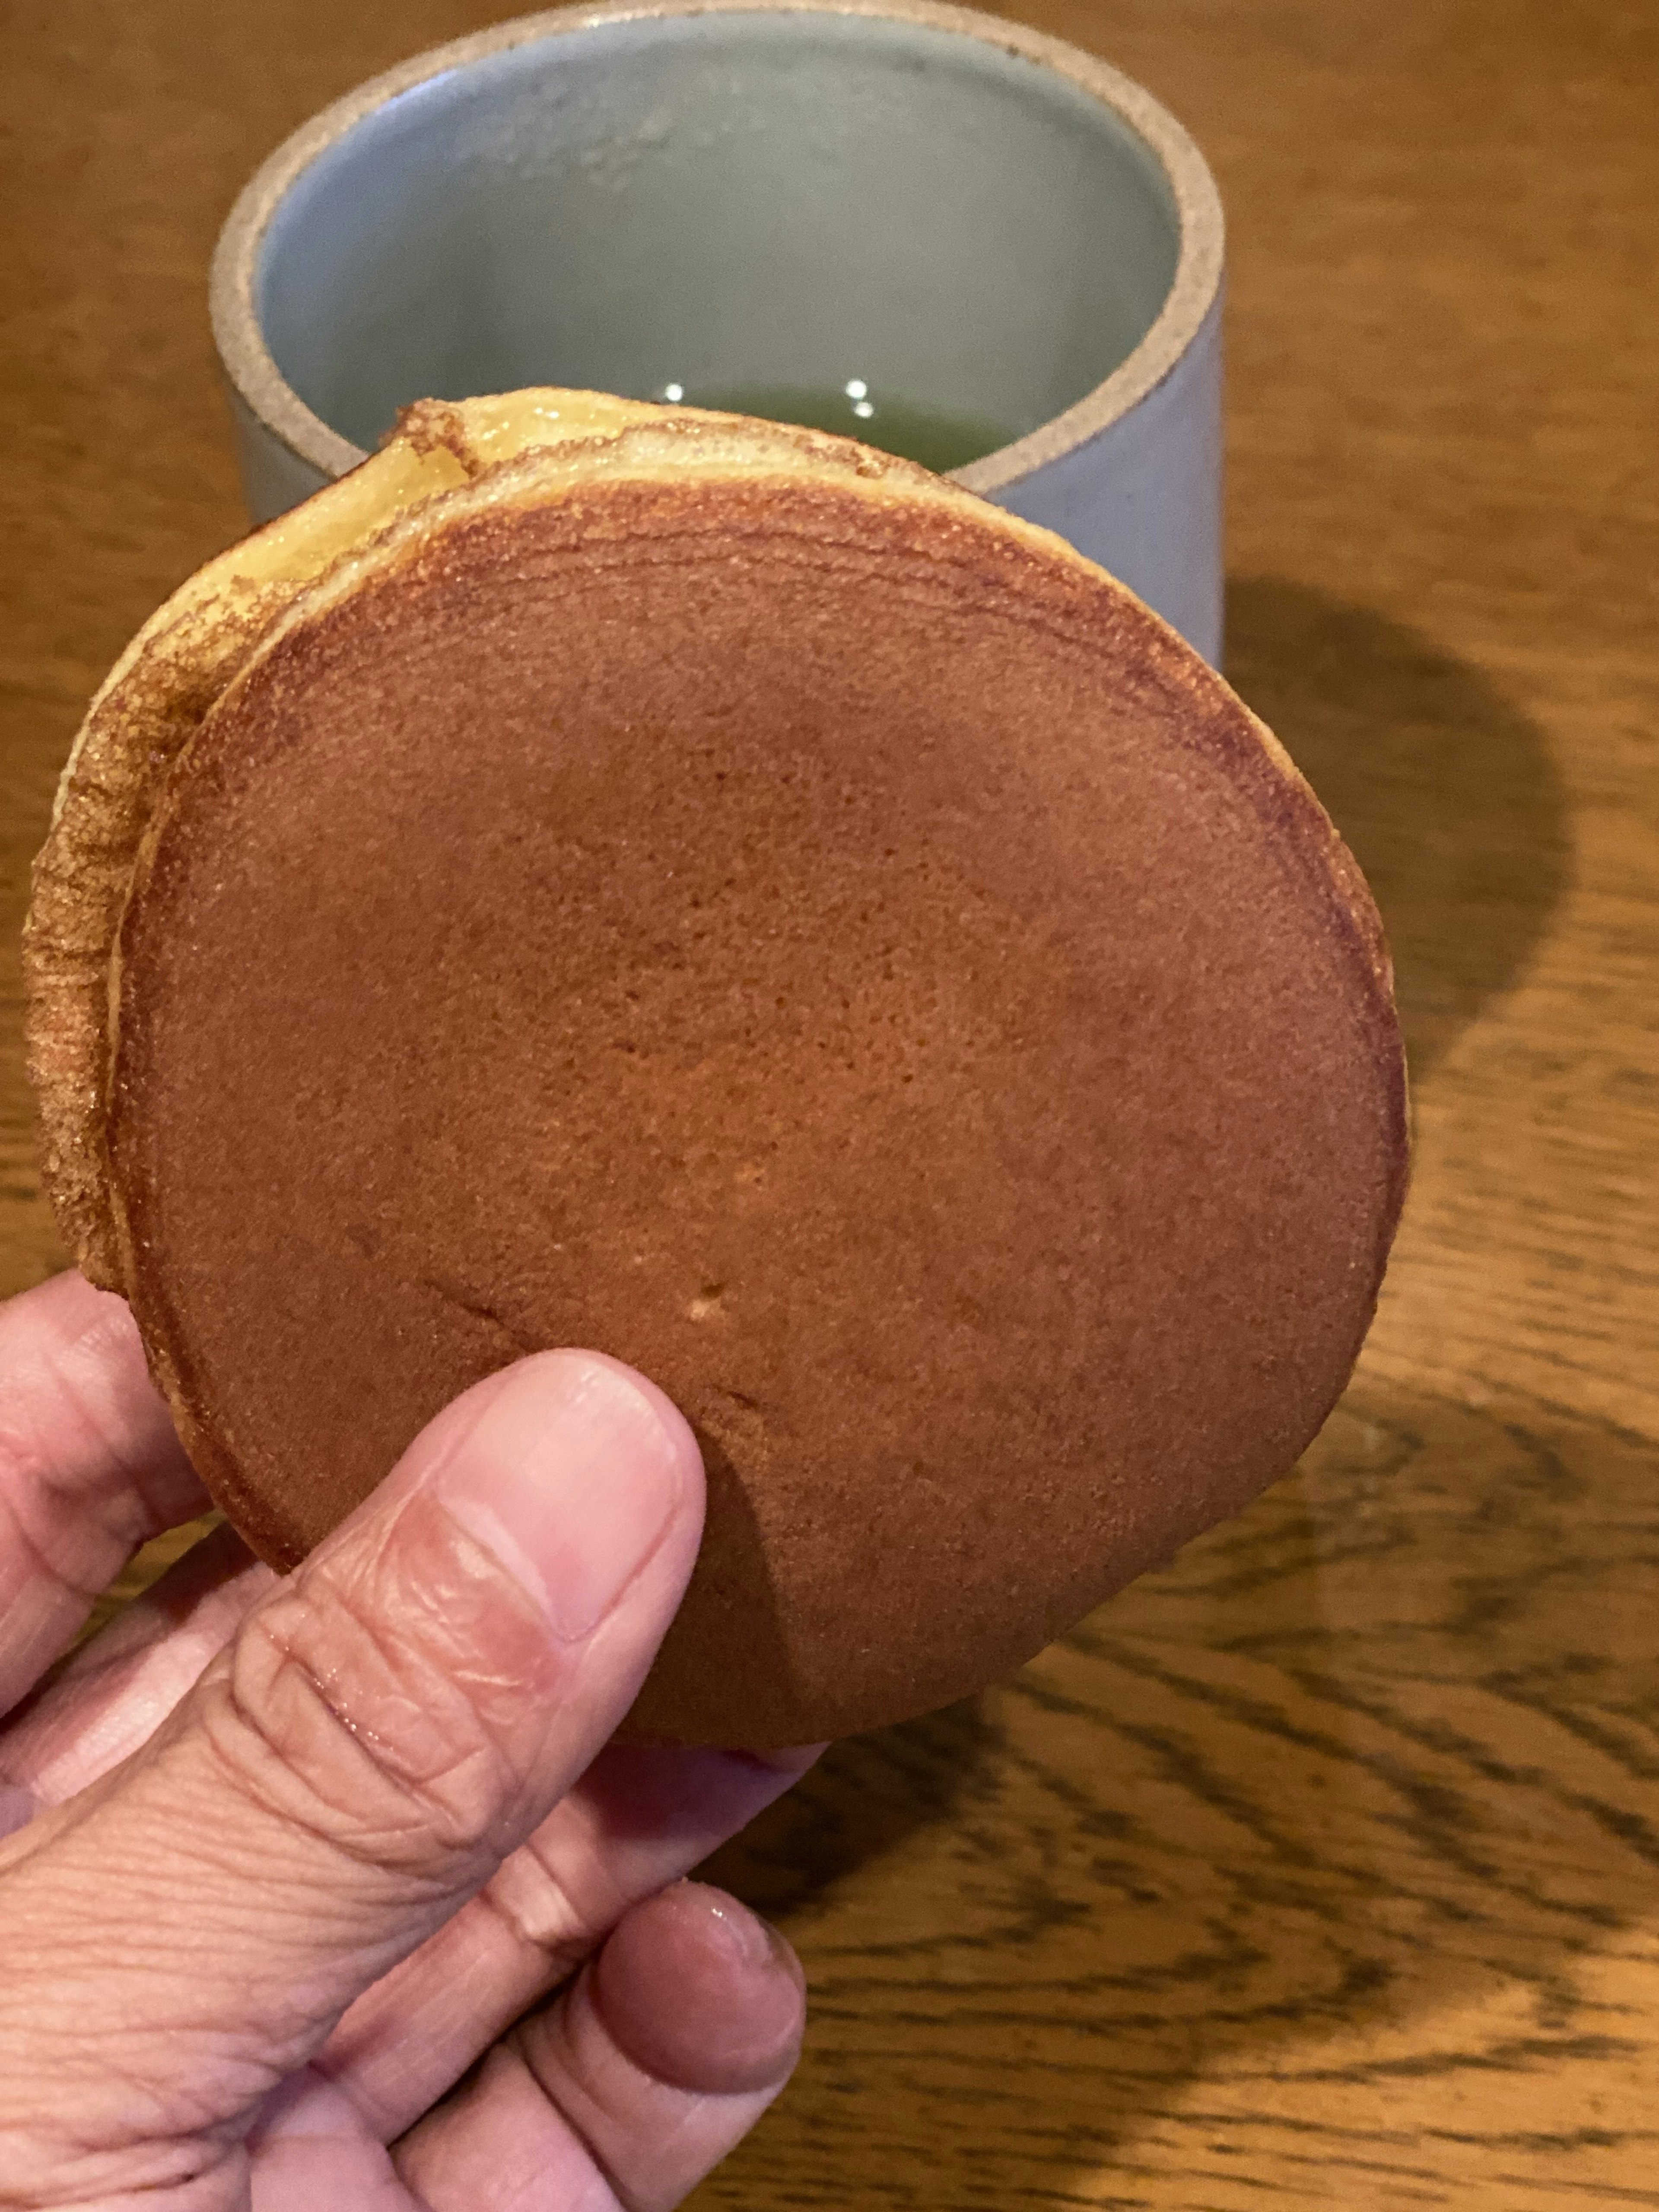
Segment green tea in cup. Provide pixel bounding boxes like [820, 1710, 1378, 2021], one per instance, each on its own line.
[660, 378, 1019, 474]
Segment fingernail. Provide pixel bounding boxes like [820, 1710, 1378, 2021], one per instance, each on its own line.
[433, 1352, 700, 1642]
[699, 1890, 807, 1990]
[593, 1882, 807, 2095]
[694, 1885, 776, 1970]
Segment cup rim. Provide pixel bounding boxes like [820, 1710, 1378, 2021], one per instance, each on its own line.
[210, 0, 1225, 494]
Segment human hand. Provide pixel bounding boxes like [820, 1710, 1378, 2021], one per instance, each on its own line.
[0, 1270, 815, 2208]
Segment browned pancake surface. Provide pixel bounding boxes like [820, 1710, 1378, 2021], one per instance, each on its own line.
[108, 480, 1405, 1744]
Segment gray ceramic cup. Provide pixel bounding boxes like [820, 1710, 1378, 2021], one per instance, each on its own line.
[210, 0, 1225, 659]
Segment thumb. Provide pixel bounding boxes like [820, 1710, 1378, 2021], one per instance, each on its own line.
[0, 1350, 703, 2149]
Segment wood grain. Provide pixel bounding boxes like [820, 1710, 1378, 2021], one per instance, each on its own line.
[703, 1381, 1659, 2207]
[3, 0, 1656, 2203]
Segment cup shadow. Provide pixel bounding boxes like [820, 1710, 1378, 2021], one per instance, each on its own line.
[1224, 577, 1571, 1076]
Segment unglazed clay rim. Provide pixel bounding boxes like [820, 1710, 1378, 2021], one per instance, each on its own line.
[209, 0, 1225, 495]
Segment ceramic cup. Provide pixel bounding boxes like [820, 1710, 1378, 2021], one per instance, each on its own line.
[210, 0, 1225, 658]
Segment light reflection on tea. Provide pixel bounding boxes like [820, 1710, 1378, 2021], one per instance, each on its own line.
[658, 376, 1018, 475]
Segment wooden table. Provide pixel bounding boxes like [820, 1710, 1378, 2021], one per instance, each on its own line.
[4, 2, 1655, 2202]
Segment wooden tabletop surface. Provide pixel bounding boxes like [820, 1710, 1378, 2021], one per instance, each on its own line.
[4, 1, 1656, 2203]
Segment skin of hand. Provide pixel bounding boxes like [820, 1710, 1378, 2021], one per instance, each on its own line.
[0, 1269, 820, 2210]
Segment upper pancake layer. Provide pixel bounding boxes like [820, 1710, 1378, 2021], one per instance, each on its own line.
[90, 457, 1406, 1745]
[25, 390, 977, 1284]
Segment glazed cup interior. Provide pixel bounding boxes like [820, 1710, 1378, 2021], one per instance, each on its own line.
[253, 7, 1183, 466]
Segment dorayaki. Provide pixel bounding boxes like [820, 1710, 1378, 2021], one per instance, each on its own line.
[25, 390, 1407, 1745]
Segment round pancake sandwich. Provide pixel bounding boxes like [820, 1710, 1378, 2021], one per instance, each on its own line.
[25, 389, 1408, 1745]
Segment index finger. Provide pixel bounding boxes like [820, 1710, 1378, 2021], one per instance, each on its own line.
[0, 1272, 206, 1715]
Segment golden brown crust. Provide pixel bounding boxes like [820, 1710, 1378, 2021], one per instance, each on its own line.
[22, 394, 1013, 1290]
[24, 582, 292, 1285]
[93, 465, 1406, 1745]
